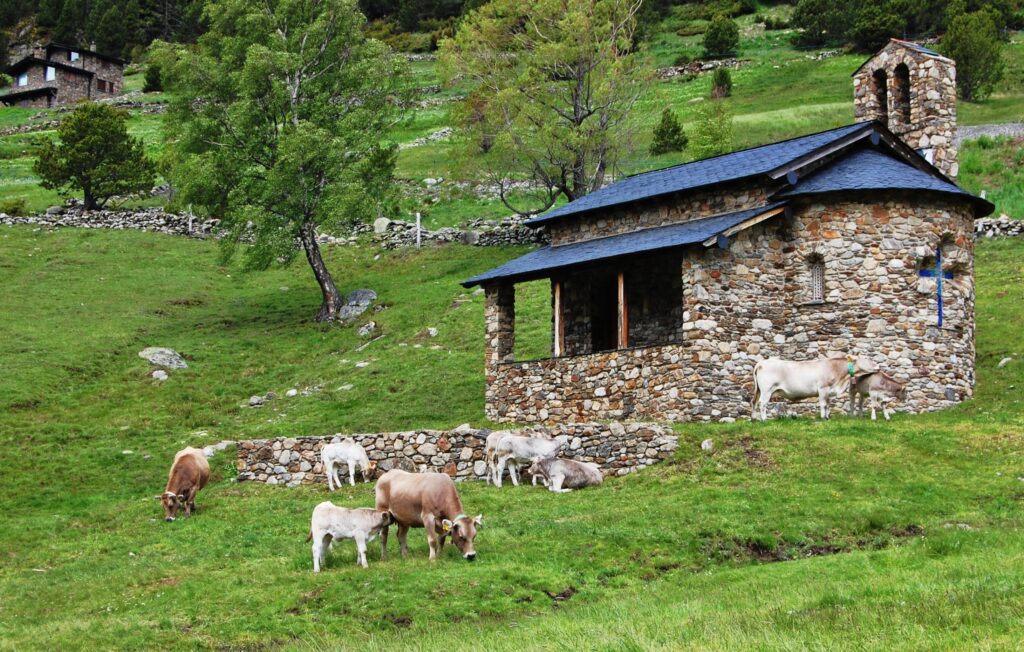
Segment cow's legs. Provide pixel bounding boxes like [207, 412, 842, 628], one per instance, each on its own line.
[380, 523, 389, 560]
[397, 524, 410, 558]
[870, 396, 878, 421]
[422, 515, 438, 561]
[355, 533, 368, 568]
[348, 461, 356, 487]
[759, 388, 773, 421]
[509, 462, 520, 486]
[818, 388, 830, 419]
[551, 474, 571, 493]
[494, 456, 507, 488]
[325, 459, 335, 491]
[313, 532, 329, 572]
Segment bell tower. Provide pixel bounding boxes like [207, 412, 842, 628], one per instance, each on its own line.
[853, 39, 959, 178]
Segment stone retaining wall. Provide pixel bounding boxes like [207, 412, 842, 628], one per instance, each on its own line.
[235, 423, 677, 487]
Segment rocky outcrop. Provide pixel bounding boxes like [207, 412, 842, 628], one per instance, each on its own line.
[373, 215, 548, 249]
[656, 58, 748, 80]
[975, 214, 1024, 238]
[235, 422, 677, 487]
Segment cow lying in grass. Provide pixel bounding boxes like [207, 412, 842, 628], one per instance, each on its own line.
[493, 434, 566, 487]
[156, 446, 210, 522]
[321, 438, 377, 489]
[751, 356, 878, 421]
[850, 371, 906, 420]
[307, 501, 391, 571]
[375, 469, 482, 562]
[528, 457, 603, 493]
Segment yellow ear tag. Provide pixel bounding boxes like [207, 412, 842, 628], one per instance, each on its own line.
[442, 522, 451, 532]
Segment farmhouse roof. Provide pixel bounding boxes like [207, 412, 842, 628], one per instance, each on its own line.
[851, 38, 952, 75]
[0, 86, 58, 103]
[526, 122, 875, 226]
[461, 202, 788, 287]
[45, 42, 124, 65]
[4, 56, 96, 77]
[776, 148, 994, 214]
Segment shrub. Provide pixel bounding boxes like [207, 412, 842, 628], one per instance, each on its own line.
[0, 197, 27, 216]
[650, 108, 688, 155]
[143, 64, 162, 92]
[711, 67, 733, 98]
[703, 14, 740, 59]
[764, 17, 790, 30]
[690, 99, 733, 159]
[673, 52, 693, 66]
[942, 10, 1005, 101]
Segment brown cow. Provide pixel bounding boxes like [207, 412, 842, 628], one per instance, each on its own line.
[374, 469, 482, 562]
[849, 371, 906, 420]
[155, 446, 210, 521]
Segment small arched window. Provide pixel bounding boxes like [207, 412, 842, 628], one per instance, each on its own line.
[872, 69, 889, 123]
[894, 63, 911, 124]
[809, 256, 825, 302]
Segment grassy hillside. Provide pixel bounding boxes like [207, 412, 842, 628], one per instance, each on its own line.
[2, 26, 1023, 224]
[0, 226, 1022, 649]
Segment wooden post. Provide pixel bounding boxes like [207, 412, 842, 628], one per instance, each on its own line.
[553, 280, 564, 357]
[617, 272, 628, 349]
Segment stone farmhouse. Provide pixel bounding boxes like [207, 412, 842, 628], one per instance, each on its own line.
[462, 39, 993, 424]
[1, 42, 124, 108]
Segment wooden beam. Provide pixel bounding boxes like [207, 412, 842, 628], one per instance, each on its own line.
[702, 206, 788, 247]
[617, 272, 628, 349]
[553, 280, 564, 357]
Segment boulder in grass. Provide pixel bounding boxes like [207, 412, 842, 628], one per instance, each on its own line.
[138, 347, 187, 369]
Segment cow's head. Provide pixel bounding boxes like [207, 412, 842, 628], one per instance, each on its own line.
[848, 356, 879, 377]
[442, 514, 482, 561]
[363, 460, 379, 481]
[527, 456, 544, 478]
[155, 491, 185, 521]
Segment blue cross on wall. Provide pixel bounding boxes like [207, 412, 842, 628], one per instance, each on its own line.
[918, 245, 955, 327]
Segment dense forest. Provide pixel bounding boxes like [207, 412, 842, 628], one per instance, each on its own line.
[0, 0, 1020, 66]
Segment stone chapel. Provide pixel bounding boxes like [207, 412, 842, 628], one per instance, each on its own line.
[463, 39, 993, 424]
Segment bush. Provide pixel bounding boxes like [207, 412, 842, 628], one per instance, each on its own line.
[711, 67, 732, 98]
[942, 10, 1005, 101]
[650, 108, 688, 155]
[673, 52, 693, 66]
[849, 4, 903, 52]
[0, 197, 27, 216]
[763, 17, 790, 30]
[690, 99, 733, 159]
[143, 64, 162, 92]
[703, 14, 740, 59]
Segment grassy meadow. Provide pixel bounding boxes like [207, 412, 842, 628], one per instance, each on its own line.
[0, 226, 1022, 649]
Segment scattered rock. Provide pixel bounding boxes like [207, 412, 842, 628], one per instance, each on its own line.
[998, 356, 1013, 368]
[138, 347, 188, 369]
[338, 384, 354, 391]
[427, 327, 438, 337]
[152, 370, 169, 381]
[249, 395, 265, 407]
[701, 438, 714, 452]
[286, 388, 299, 397]
[355, 361, 370, 368]
[358, 321, 377, 337]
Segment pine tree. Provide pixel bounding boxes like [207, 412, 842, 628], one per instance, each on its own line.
[650, 108, 688, 156]
[711, 68, 732, 98]
[942, 10, 1005, 101]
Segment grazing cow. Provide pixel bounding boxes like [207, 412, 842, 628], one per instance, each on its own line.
[321, 438, 377, 489]
[307, 501, 392, 571]
[375, 469, 482, 562]
[155, 446, 210, 522]
[751, 356, 878, 421]
[527, 457, 603, 493]
[493, 435, 566, 487]
[484, 430, 550, 486]
[849, 371, 906, 420]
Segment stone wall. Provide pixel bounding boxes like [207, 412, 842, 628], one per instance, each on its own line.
[549, 181, 769, 246]
[235, 423, 678, 487]
[485, 196, 976, 422]
[853, 40, 958, 177]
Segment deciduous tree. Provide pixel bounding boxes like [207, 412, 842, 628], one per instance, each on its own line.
[157, 0, 408, 322]
[34, 102, 155, 210]
[440, 0, 650, 216]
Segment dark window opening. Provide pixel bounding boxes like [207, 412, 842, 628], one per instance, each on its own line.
[590, 271, 620, 353]
[872, 69, 888, 123]
[894, 63, 911, 124]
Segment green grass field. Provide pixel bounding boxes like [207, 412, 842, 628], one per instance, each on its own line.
[0, 226, 1022, 650]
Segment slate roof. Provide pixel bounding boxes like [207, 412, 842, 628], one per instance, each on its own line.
[852, 39, 950, 75]
[5, 56, 95, 77]
[775, 148, 995, 215]
[46, 42, 124, 65]
[462, 203, 787, 287]
[526, 122, 874, 226]
[0, 86, 57, 104]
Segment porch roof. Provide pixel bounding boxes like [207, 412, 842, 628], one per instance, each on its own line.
[461, 202, 787, 288]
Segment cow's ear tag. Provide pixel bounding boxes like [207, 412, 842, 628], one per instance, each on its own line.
[441, 520, 452, 532]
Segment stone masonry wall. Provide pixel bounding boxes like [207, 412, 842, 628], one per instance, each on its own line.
[235, 423, 678, 487]
[549, 181, 769, 246]
[486, 196, 976, 422]
[853, 40, 958, 177]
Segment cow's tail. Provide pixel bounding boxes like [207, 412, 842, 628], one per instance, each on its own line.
[305, 531, 312, 543]
[750, 360, 763, 420]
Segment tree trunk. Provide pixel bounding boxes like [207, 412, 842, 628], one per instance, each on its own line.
[83, 185, 98, 210]
[299, 223, 343, 322]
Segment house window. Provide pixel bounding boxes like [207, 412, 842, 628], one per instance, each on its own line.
[17, 72, 28, 86]
[894, 63, 911, 124]
[97, 79, 107, 92]
[809, 257, 825, 302]
[69, 51, 80, 62]
[872, 69, 888, 123]
[45, 66, 56, 81]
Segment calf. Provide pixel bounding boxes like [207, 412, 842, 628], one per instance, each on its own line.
[307, 501, 391, 571]
[375, 469, 482, 562]
[483, 430, 513, 485]
[321, 438, 377, 490]
[751, 356, 878, 421]
[849, 371, 906, 420]
[156, 446, 210, 522]
[493, 434, 565, 487]
[527, 457, 603, 493]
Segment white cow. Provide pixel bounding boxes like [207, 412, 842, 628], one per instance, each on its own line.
[483, 430, 514, 485]
[527, 457, 603, 493]
[307, 501, 391, 570]
[751, 356, 878, 421]
[493, 435, 566, 487]
[849, 371, 906, 420]
[321, 438, 377, 490]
